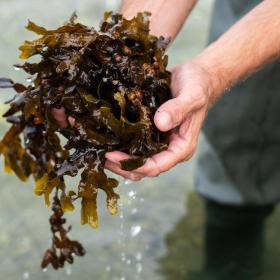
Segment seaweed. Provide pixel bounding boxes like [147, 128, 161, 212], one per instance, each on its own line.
[0, 11, 171, 269]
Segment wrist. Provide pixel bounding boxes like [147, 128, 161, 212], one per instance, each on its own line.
[190, 52, 229, 104]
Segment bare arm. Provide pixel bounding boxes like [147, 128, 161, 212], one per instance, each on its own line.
[196, 0, 280, 102]
[106, 0, 280, 180]
[120, 0, 198, 39]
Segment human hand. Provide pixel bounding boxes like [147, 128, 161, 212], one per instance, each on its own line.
[105, 61, 219, 181]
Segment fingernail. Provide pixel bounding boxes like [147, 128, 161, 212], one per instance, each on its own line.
[158, 111, 172, 130]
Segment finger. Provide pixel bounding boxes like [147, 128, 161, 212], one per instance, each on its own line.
[68, 116, 76, 127]
[105, 151, 133, 163]
[105, 160, 143, 181]
[154, 88, 207, 132]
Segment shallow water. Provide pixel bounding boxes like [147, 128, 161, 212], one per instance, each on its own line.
[0, 0, 280, 279]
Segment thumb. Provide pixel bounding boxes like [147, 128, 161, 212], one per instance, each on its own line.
[154, 97, 188, 132]
[154, 92, 194, 131]
[154, 90, 206, 132]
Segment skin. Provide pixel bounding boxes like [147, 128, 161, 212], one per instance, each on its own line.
[119, 0, 198, 39]
[54, 0, 280, 181]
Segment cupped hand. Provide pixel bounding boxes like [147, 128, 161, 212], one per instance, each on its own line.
[105, 61, 217, 181]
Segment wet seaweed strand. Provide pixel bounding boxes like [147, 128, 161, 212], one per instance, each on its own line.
[0, 12, 171, 269]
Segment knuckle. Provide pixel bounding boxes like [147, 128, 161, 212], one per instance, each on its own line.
[178, 155, 187, 163]
[192, 89, 207, 108]
[185, 144, 197, 161]
[147, 170, 160, 177]
[147, 159, 162, 177]
[198, 92, 208, 106]
[176, 149, 189, 163]
[184, 86, 208, 110]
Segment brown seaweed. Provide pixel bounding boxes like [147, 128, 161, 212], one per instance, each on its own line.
[0, 12, 171, 269]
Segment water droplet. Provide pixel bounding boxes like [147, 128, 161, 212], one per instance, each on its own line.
[126, 259, 131, 265]
[120, 276, 126, 280]
[13, 66, 20, 71]
[128, 190, 136, 198]
[140, 197, 145, 202]
[130, 225, 141, 237]
[42, 268, 48, 272]
[121, 252, 126, 258]
[120, 213, 124, 219]
[135, 252, 142, 261]
[65, 266, 72, 276]
[22, 271, 30, 279]
[136, 263, 142, 273]
[106, 265, 111, 272]
[131, 208, 138, 214]
[124, 179, 132, 185]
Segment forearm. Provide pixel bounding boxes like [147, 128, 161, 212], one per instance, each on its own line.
[193, 0, 280, 102]
[120, 0, 198, 39]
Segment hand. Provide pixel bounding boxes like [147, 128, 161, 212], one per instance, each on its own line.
[105, 61, 217, 181]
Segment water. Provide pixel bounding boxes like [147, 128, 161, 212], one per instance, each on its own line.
[115, 185, 145, 280]
[124, 179, 132, 185]
[127, 190, 137, 199]
[130, 225, 142, 237]
[118, 199, 127, 280]
[65, 266, 72, 276]
[22, 271, 30, 279]
[136, 263, 142, 274]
